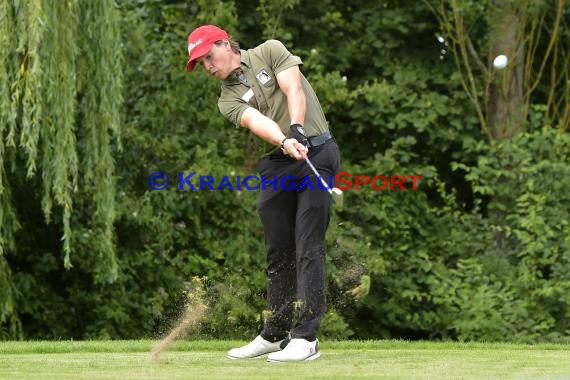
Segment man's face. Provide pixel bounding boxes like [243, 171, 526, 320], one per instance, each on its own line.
[196, 41, 233, 80]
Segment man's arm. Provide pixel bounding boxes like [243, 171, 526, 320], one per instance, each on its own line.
[276, 65, 306, 126]
[240, 107, 307, 160]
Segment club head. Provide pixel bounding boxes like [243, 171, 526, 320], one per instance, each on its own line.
[331, 187, 343, 208]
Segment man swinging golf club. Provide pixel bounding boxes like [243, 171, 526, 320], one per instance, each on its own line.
[185, 24, 341, 362]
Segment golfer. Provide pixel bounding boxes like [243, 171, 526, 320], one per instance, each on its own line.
[185, 24, 340, 362]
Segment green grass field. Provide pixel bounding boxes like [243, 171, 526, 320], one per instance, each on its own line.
[1, 340, 569, 379]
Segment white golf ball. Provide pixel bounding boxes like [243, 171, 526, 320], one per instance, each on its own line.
[493, 54, 508, 69]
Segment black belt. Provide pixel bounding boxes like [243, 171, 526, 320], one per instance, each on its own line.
[307, 132, 333, 147]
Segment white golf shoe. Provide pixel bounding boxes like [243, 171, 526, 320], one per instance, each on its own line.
[267, 338, 321, 362]
[227, 335, 286, 359]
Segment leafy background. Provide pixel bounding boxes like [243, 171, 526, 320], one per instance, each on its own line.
[0, 0, 569, 343]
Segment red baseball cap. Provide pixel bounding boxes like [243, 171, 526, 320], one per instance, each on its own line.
[186, 25, 229, 72]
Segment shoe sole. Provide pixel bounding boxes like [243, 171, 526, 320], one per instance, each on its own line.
[267, 351, 321, 363]
[227, 350, 281, 360]
[227, 354, 268, 360]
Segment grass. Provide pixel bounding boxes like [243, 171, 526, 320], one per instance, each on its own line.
[1, 340, 569, 379]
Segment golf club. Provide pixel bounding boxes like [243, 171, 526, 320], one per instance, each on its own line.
[300, 151, 343, 207]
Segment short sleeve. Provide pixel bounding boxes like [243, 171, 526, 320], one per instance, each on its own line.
[218, 97, 249, 128]
[260, 40, 303, 75]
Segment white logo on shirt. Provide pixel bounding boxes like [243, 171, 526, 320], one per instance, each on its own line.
[256, 69, 272, 85]
[241, 88, 254, 103]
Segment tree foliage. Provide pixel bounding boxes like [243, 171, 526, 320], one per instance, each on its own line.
[0, 0, 121, 336]
[426, 0, 570, 138]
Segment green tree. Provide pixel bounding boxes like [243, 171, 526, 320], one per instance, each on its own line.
[0, 0, 121, 337]
[426, 0, 569, 138]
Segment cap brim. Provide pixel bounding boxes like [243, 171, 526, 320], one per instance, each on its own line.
[186, 58, 196, 72]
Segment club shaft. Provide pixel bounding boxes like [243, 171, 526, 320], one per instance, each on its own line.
[303, 156, 333, 194]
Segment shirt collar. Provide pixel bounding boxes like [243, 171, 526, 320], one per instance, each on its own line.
[239, 49, 250, 68]
[222, 50, 250, 86]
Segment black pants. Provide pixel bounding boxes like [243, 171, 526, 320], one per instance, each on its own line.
[256, 139, 340, 342]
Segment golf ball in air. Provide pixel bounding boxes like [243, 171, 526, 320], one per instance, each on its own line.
[493, 54, 508, 69]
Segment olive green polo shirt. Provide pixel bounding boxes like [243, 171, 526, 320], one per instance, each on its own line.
[218, 40, 329, 153]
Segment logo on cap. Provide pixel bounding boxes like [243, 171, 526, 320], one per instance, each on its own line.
[188, 38, 204, 55]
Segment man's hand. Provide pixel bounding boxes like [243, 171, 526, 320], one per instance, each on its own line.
[282, 124, 309, 160]
[288, 124, 308, 145]
[282, 138, 308, 160]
